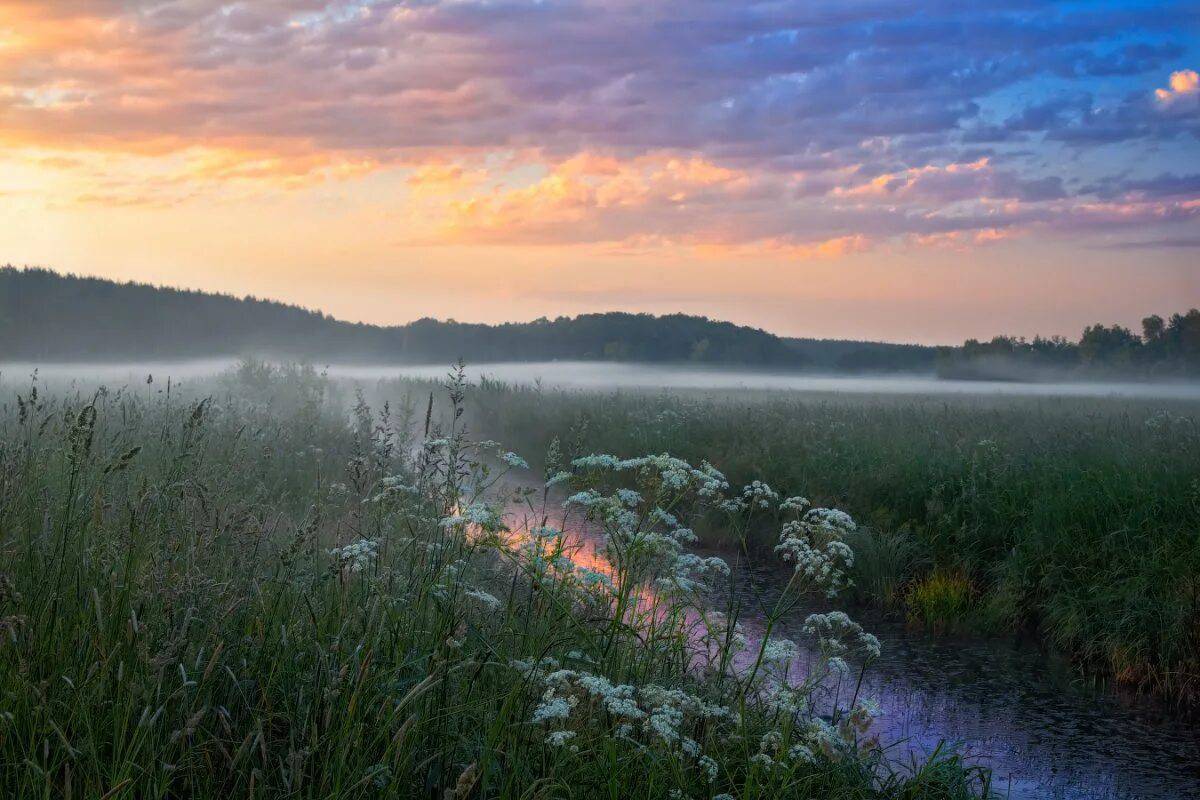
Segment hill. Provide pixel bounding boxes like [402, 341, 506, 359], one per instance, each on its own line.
[783, 336, 940, 373]
[1, 267, 814, 367]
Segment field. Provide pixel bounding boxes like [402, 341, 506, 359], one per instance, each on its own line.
[0, 365, 985, 799]
[422, 376, 1200, 705]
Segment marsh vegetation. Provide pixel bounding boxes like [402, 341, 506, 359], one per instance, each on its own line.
[3, 359, 1199, 799]
[0, 364, 990, 799]
[450, 377, 1200, 707]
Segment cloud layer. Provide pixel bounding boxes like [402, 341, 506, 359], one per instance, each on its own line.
[2, 0, 1198, 257]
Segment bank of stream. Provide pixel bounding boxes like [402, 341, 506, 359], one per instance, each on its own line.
[519, 499, 1200, 800]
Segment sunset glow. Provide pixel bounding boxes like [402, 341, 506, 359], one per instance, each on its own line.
[2, 0, 1198, 342]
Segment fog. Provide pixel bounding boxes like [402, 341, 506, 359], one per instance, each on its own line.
[6, 359, 1200, 401]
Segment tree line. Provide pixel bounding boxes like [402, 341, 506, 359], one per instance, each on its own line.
[938, 311, 1200, 379]
[4, 267, 1195, 379]
[0, 267, 805, 367]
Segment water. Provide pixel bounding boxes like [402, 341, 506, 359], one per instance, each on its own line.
[518, 498, 1200, 800]
[719, 560, 1200, 800]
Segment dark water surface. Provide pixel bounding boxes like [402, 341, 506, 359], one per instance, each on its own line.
[720, 557, 1200, 800]
[530, 494, 1200, 800]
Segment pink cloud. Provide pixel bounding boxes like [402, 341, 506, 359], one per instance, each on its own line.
[1, 1, 1196, 256]
[1155, 69, 1199, 106]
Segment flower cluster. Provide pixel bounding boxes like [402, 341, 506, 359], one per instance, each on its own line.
[654, 553, 730, 595]
[569, 453, 729, 500]
[522, 664, 738, 783]
[802, 611, 882, 662]
[741, 480, 779, 509]
[774, 509, 857, 596]
[329, 538, 380, 573]
[501, 451, 530, 470]
[440, 502, 506, 533]
[369, 474, 419, 504]
[476, 437, 884, 791]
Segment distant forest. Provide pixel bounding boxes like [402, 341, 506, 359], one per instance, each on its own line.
[0, 267, 826, 368]
[937, 311, 1200, 380]
[3, 267, 1196, 379]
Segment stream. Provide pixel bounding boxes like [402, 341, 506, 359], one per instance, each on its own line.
[723, 558, 1200, 800]
[517, 504, 1200, 800]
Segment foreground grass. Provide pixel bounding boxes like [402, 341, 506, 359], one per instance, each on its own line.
[425, 379, 1200, 706]
[0, 366, 985, 799]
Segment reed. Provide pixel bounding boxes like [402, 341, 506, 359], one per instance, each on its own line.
[410, 377, 1200, 706]
[0, 364, 988, 799]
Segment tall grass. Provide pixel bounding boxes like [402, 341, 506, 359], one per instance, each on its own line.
[418, 379, 1200, 706]
[0, 365, 986, 799]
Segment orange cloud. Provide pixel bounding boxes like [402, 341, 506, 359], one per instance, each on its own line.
[1155, 69, 1199, 105]
[693, 234, 872, 260]
[406, 161, 487, 197]
[1, 0, 1195, 282]
[909, 227, 1020, 250]
[834, 159, 991, 199]
[435, 151, 755, 246]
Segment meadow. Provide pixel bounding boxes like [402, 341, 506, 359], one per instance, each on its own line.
[421, 377, 1200, 707]
[0, 364, 986, 799]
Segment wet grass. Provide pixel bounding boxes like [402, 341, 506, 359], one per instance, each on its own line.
[905, 571, 975, 634]
[417, 379, 1200, 707]
[0, 365, 989, 799]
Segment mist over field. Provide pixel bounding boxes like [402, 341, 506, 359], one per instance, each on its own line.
[7, 359, 1200, 402]
[5, 269, 1200, 385]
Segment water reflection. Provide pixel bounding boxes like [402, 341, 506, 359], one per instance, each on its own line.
[519, 503, 1200, 800]
[734, 562, 1200, 800]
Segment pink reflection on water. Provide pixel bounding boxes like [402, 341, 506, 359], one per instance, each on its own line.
[494, 497, 761, 674]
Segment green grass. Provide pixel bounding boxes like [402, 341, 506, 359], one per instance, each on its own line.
[0, 365, 987, 799]
[411, 378, 1200, 706]
[905, 570, 974, 634]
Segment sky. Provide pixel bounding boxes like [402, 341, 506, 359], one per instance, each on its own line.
[1, 1, 1198, 344]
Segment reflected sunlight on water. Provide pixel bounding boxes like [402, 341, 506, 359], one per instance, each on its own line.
[513, 496, 1200, 800]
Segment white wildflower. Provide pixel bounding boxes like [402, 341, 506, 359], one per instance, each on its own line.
[787, 744, 816, 763]
[762, 637, 800, 666]
[803, 611, 881, 659]
[650, 507, 679, 528]
[329, 538, 379, 573]
[571, 454, 622, 470]
[741, 480, 779, 509]
[616, 488, 642, 507]
[564, 490, 603, 509]
[779, 495, 809, 512]
[531, 688, 576, 724]
[804, 507, 857, 534]
[544, 730, 576, 747]
[464, 589, 501, 611]
[501, 451, 529, 470]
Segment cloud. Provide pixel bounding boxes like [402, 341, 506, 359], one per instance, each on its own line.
[430, 151, 759, 246]
[1155, 69, 1200, 106]
[1, 0, 1198, 253]
[832, 158, 1066, 203]
[1099, 235, 1200, 250]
